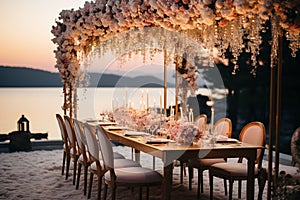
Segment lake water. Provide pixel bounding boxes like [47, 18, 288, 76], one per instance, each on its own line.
[0, 87, 184, 140]
[0, 87, 293, 155]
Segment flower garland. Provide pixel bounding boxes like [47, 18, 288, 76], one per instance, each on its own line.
[51, 0, 300, 114]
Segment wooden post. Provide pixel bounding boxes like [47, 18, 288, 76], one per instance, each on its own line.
[164, 49, 167, 116]
[274, 28, 283, 188]
[69, 82, 73, 119]
[267, 52, 276, 200]
[63, 82, 67, 116]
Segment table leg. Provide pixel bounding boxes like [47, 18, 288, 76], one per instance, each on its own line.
[247, 150, 256, 200]
[162, 164, 173, 200]
[134, 149, 140, 163]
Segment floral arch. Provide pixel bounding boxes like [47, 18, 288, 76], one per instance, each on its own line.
[51, 0, 300, 116]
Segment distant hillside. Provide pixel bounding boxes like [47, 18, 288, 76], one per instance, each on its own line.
[0, 66, 173, 87]
[0, 66, 62, 87]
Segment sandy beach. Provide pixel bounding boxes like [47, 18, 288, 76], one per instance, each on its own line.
[0, 145, 279, 200]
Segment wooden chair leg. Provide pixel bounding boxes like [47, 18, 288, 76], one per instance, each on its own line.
[73, 157, 78, 185]
[146, 187, 150, 200]
[62, 151, 66, 175]
[139, 187, 143, 200]
[112, 185, 116, 200]
[224, 179, 227, 196]
[180, 161, 184, 184]
[88, 173, 94, 199]
[209, 171, 213, 200]
[188, 166, 193, 190]
[238, 180, 242, 198]
[76, 163, 82, 189]
[229, 179, 234, 200]
[258, 168, 267, 200]
[197, 170, 201, 199]
[84, 165, 88, 195]
[199, 170, 204, 193]
[66, 154, 71, 180]
[103, 184, 108, 200]
[97, 177, 102, 200]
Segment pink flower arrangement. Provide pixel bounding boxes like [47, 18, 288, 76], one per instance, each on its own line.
[164, 119, 201, 144]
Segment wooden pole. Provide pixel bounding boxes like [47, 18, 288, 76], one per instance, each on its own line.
[63, 82, 67, 116]
[69, 82, 73, 119]
[267, 53, 276, 200]
[164, 49, 167, 116]
[175, 58, 179, 120]
[274, 28, 283, 187]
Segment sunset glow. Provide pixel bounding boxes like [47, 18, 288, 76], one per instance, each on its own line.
[0, 0, 86, 72]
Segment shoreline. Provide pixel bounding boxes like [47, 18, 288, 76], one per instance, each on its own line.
[0, 139, 294, 165]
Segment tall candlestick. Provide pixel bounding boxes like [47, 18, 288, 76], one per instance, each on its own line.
[146, 89, 149, 110]
[180, 106, 183, 119]
[125, 87, 128, 108]
[191, 109, 194, 122]
[160, 92, 162, 114]
[211, 107, 215, 127]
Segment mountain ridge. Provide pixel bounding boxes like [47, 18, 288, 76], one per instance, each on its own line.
[0, 66, 173, 87]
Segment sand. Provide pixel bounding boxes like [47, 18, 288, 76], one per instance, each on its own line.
[0, 145, 289, 200]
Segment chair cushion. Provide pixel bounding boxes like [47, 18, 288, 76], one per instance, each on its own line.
[188, 158, 226, 168]
[113, 152, 125, 159]
[90, 159, 141, 171]
[104, 167, 163, 184]
[210, 162, 259, 177]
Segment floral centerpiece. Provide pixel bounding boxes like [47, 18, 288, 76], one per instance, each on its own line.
[113, 107, 160, 131]
[163, 118, 202, 145]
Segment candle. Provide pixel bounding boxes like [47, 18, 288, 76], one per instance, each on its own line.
[112, 98, 114, 111]
[125, 87, 128, 108]
[154, 99, 156, 112]
[191, 109, 194, 122]
[211, 107, 215, 127]
[160, 92, 162, 114]
[180, 106, 183, 119]
[146, 89, 149, 110]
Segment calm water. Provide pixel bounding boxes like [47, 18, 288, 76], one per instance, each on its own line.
[0, 87, 181, 140]
[0, 88, 294, 155]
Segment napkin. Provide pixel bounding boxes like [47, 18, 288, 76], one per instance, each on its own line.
[216, 138, 239, 143]
[124, 131, 146, 136]
[146, 138, 175, 144]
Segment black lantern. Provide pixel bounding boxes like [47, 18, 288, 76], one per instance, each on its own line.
[17, 115, 30, 132]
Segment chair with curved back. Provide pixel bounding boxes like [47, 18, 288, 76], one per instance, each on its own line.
[83, 123, 141, 199]
[209, 121, 266, 200]
[97, 126, 163, 200]
[213, 117, 232, 137]
[195, 114, 207, 132]
[64, 115, 80, 186]
[291, 126, 300, 170]
[73, 118, 90, 195]
[187, 117, 232, 198]
[55, 114, 69, 177]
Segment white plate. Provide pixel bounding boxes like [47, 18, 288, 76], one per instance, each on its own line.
[124, 131, 146, 136]
[98, 121, 118, 126]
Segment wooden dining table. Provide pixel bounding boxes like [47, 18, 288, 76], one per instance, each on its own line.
[101, 127, 264, 200]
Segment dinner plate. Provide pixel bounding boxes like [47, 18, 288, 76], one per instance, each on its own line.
[216, 138, 239, 143]
[124, 131, 146, 136]
[98, 121, 118, 126]
[146, 138, 175, 144]
[85, 119, 99, 123]
[107, 126, 128, 130]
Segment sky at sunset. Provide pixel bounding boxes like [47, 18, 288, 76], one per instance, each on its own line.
[0, 0, 168, 76]
[0, 0, 87, 72]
